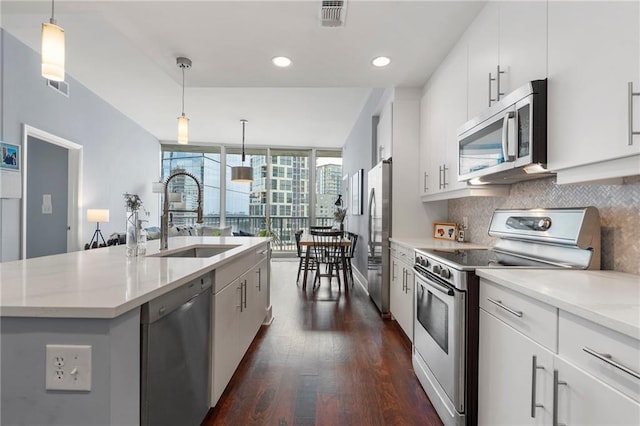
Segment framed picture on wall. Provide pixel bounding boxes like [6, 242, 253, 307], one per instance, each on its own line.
[351, 169, 363, 215]
[0, 142, 20, 172]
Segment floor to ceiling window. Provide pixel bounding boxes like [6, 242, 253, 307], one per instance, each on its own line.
[161, 149, 221, 226]
[161, 145, 342, 253]
[225, 147, 267, 236]
[315, 150, 343, 227]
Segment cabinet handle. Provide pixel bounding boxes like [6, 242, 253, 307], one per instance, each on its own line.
[237, 284, 243, 312]
[496, 64, 505, 101]
[531, 355, 545, 418]
[405, 271, 411, 294]
[256, 269, 261, 291]
[628, 82, 640, 145]
[582, 346, 640, 380]
[392, 262, 397, 280]
[442, 164, 448, 188]
[486, 297, 523, 318]
[423, 171, 429, 192]
[402, 269, 407, 292]
[552, 370, 567, 426]
[488, 72, 496, 106]
[243, 280, 248, 309]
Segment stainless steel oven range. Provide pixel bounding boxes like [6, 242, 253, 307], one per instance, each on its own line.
[412, 207, 601, 426]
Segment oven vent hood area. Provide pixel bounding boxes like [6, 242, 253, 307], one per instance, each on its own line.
[458, 79, 555, 186]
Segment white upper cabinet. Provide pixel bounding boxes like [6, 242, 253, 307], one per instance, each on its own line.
[421, 40, 469, 197]
[467, 1, 547, 119]
[377, 101, 393, 162]
[547, 1, 640, 183]
[420, 38, 510, 202]
[499, 1, 548, 93]
[467, 2, 500, 118]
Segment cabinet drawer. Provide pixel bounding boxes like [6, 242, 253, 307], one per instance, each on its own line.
[398, 246, 413, 266]
[480, 279, 558, 351]
[559, 310, 640, 402]
[215, 251, 256, 293]
[390, 243, 399, 258]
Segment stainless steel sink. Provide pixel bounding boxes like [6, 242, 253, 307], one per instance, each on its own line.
[148, 245, 240, 258]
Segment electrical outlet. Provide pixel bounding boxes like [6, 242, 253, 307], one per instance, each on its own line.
[45, 344, 92, 391]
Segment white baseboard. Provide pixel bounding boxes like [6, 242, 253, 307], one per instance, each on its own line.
[352, 266, 368, 295]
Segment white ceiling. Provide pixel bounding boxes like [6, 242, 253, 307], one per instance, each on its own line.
[1, 0, 485, 149]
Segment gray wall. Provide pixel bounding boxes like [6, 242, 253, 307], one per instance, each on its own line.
[342, 89, 383, 279]
[26, 136, 68, 258]
[0, 30, 161, 262]
[1, 308, 140, 425]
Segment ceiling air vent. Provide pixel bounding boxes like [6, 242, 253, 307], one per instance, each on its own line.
[320, 0, 347, 27]
[46, 79, 69, 97]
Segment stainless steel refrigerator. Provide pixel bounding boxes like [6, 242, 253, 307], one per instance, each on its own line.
[367, 159, 391, 315]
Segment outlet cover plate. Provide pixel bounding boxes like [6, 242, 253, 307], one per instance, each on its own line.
[45, 344, 92, 391]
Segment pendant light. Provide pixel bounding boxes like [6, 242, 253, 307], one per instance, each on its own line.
[231, 119, 254, 183]
[176, 57, 192, 145]
[41, 0, 65, 82]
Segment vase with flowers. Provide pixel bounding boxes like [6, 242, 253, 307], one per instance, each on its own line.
[123, 193, 143, 257]
[334, 207, 347, 231]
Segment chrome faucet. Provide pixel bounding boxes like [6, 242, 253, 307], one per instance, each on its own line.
[160, 171, 203, 250]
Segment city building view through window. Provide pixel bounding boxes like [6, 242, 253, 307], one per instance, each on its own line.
[161, 147, 342, 253]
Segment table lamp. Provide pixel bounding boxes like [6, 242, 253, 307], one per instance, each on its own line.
[87, 208, 109, 248]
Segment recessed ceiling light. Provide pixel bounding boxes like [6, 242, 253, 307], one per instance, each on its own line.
[272, 56, 292, 67]
[372, 56, 391, 67]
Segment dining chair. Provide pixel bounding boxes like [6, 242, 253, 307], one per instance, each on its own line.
[310, 229, 344, 290]
[294, 229, 316, 285]
[344, 232, 358, 287]
[309, 226, 333, 232]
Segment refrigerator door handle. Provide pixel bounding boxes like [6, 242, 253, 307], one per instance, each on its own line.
[368, 187, 376, 254]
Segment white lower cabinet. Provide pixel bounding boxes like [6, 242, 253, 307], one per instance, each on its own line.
[211, 245, 269, 406]
[212, 276, 242, 405]
[478, 279, 640, 425]
[389, 243, 413, 342]
[478, 309, 554, 426]
[553, 356, 640, 426]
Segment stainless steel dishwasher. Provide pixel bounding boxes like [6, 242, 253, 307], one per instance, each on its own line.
[140, 272, 212, 426]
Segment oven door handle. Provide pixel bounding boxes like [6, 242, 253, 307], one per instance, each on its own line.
[413, 268, 454, 296]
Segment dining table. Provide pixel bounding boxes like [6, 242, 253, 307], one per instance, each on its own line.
[298, 234, 351, 290]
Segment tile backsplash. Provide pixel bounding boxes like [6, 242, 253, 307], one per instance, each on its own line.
[448, 176, 640, 275]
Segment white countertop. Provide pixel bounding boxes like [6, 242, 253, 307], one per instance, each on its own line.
[389, 237, 489, 251]
[476, 269, 640, 340]
[0, 236, 269, 319]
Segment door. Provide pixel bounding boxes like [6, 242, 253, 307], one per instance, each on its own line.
[554, 356, 640, 426]
[547, 1, 640, 171]
[478, 309, 554, 426]
[26, 136, 68, 258]
[414, 271, 466, 411]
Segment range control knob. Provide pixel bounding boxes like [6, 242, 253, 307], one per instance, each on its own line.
[440, 268, 451, 279]
[537, 218, 552, 231]
[423, 258, 430, 268]
[433, 265, 442, 275]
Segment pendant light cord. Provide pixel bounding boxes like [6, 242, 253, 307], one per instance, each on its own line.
[241, 120, 246, 163]
[181, 66, 185, 116]
[50, 0, 56, 24]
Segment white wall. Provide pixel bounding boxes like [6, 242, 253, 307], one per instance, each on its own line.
[0, 30, 161, 261]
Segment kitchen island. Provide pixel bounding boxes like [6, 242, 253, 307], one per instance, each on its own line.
[0, 236, 271, 426]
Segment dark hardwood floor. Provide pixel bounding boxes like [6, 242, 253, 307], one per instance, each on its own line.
[203, 259, 442, 426]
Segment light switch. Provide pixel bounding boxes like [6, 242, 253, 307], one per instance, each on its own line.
[42, 194, 52, 214]
[45, 344, 92, 391]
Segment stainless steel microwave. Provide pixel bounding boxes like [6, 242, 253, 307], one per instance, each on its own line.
[457, 79, 552, 185]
